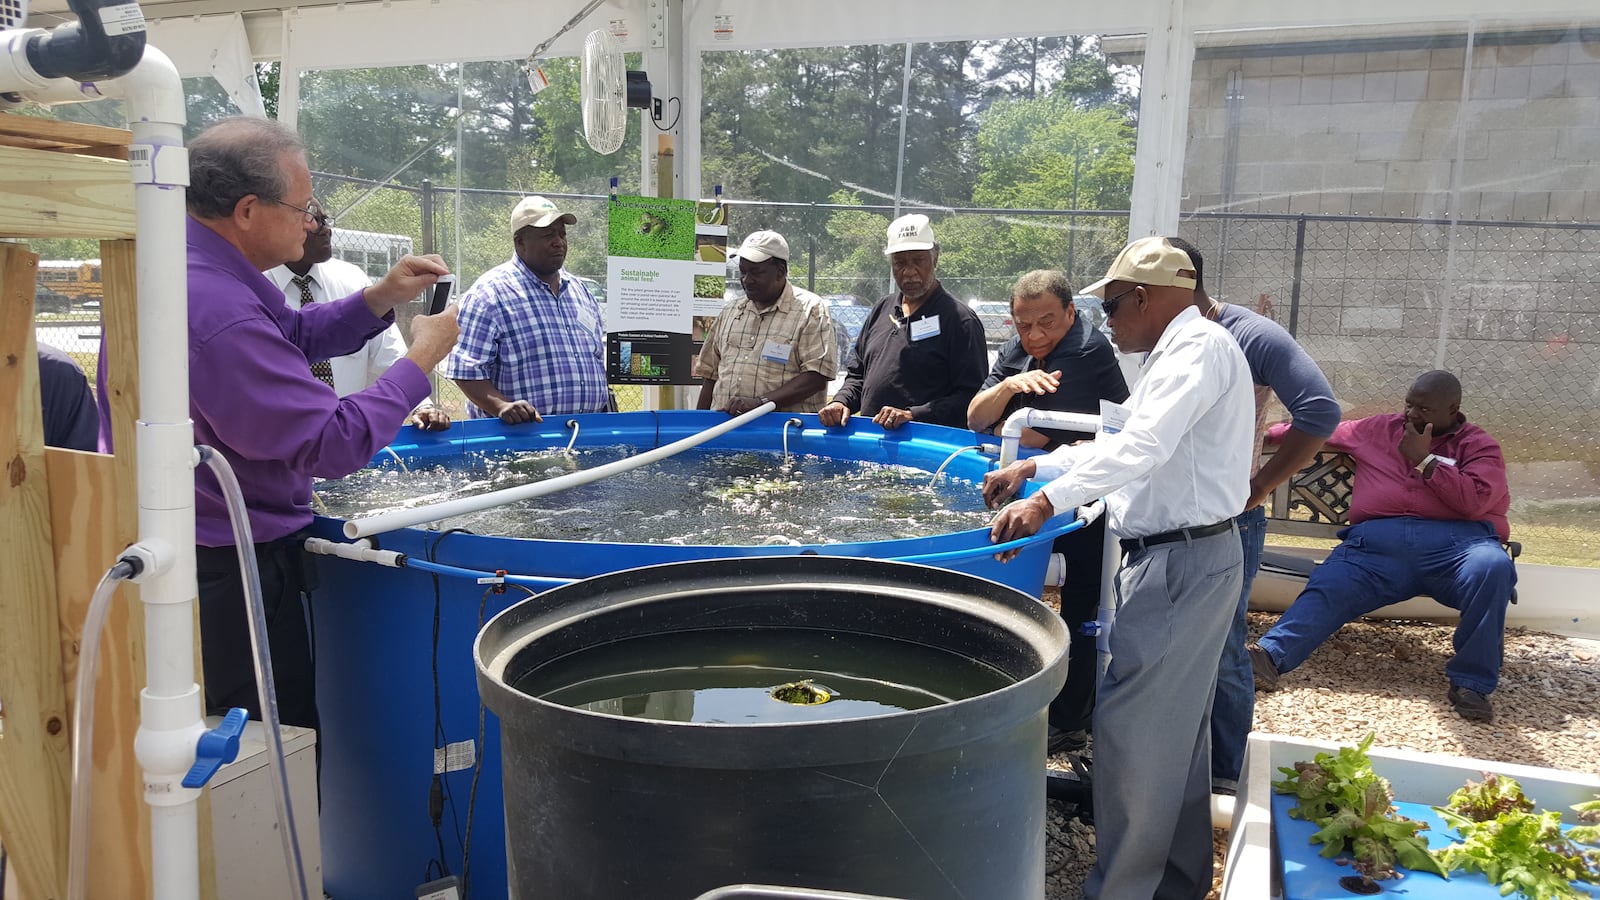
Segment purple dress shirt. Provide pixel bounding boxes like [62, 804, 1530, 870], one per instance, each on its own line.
[102, 218, 432, 546]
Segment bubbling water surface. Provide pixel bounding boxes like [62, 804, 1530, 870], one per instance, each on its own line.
[314, 447, 993, 545]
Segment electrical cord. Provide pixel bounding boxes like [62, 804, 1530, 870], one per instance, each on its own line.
[425, 528, 478, 880]
[650, 96, 683, 131]
[461, 582, 536, 899]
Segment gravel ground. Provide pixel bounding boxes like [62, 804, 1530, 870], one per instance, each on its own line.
[1041, 608, 1600, 900]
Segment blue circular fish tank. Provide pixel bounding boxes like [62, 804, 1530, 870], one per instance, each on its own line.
[308, 411, 1071, 900]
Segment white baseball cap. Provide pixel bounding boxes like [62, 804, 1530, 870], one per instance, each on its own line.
[884, 213, 937, 256]
[511, 195, 577, 234]
[735, 230, 790, 263]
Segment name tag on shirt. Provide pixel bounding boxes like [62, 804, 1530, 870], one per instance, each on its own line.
[760, 340, 792, 364]
[1435, 455, 1457, 467]
[909, 316, 941, 341]
[1099, 399, 1131, 438]
[576, 303, 600, 334]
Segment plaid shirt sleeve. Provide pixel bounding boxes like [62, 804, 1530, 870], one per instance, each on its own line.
[794, 301, 839, 379]
[442, 282, 502, 381]
[694, 310, 729, 379]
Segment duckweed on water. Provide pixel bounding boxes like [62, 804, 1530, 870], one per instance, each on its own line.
[315, 447, 992, 546]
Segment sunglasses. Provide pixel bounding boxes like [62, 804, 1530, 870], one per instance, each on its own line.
[1102, 284, 1140, 319]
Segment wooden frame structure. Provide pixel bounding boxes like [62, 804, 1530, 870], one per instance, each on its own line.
[0, 113, 211, 900]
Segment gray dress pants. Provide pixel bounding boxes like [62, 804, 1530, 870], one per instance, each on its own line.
[1084, 526, 1242, 900]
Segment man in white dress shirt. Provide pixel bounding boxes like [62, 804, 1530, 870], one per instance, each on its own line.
[985, 236, 1255, 900]
[265, 209, 449, 430]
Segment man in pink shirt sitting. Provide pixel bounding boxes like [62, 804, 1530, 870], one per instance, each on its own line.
[1248, 370, 1514, 722]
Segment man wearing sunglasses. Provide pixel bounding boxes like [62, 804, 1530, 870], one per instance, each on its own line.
[266, 209, 450, 430]
[1161, 236, 1339, 798]
[983, 236, 1255, 900]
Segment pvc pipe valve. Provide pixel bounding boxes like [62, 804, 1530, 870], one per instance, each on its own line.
[181, 707, 246, 788]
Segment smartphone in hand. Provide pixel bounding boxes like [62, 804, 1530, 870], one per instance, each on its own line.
[426, 274, 456, 315]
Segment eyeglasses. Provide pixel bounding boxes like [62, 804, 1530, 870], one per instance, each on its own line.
[1102, 284, 1140, 319]
[263, 196, 328, 233]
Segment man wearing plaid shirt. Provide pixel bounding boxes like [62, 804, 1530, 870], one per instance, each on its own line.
[695, 230, 839, 415]
[445, 196, 610, 421]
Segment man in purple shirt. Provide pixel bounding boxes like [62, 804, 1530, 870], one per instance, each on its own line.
[176, 118, 458, 728]
[1249, 370, 1515, 722]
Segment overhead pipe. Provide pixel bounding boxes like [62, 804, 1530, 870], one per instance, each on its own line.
[345, 402, 778, 539]
[996, 407, 1102, 468]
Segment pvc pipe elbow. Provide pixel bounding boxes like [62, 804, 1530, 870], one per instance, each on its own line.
[117, 44, 186, 127]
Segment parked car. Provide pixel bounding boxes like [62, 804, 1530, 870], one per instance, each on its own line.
[824, 294, 870, 369]
[577, 275, 607, 303]
[1071, 294, 1107, 333]
[966, 299, 1014, 346]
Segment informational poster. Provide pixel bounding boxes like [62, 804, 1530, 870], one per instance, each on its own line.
[604, 195, 729, 385]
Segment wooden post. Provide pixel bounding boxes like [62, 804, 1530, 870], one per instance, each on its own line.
[655, 133, 678, 410]
[0, 113, 187, 900]
[0, 242, 72, 900]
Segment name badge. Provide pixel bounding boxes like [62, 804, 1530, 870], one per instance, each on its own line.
[1435, 455, 1458, 468]
[760, 340, 791, 364]
[576, 303, 600, 334]
[909, 316, 941, 341]
[1098, 399, 1131, 438]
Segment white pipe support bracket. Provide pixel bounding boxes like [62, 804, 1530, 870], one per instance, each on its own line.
[120, 538, 177, 583]
[303, 536, 404, 567]
[134, 684, 206, 808]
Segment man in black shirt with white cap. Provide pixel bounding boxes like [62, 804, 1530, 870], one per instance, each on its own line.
[818, 214, 987, 430]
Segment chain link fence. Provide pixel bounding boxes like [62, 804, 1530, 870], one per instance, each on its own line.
[32, 190, 1598, 564]
[1182, 211, 1600, 566]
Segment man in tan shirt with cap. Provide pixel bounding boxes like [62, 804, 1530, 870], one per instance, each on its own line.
[985, 236, 1255, 900]
[444, 195, 611, 420]
[695, 230, 839, 414]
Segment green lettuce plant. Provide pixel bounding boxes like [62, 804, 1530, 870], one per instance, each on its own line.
[1434, 777, 1600, 900]
[1273, 734, 1446, 884]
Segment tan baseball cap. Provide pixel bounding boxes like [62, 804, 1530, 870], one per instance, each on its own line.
[511, 196, 577, 234]
[1082, 236, 1198, 298]
[884, 213, 937, 255]
[735, 230, 790, 263]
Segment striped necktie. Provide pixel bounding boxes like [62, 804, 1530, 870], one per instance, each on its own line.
[293, 274, 338, 389]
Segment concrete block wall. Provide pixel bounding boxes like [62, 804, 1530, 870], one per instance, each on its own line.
[1181, 26, 1600, 457]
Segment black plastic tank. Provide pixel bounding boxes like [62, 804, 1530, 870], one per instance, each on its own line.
[475, 557, 1070, 900]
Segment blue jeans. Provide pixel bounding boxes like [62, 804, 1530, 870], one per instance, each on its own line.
[1210, 505, 1266, 791]
[1257, 517, 1515, 695]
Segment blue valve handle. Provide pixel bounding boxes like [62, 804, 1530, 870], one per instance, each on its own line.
[182, 707, 248, 788]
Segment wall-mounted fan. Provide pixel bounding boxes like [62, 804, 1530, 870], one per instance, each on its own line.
[580, 27, 652, 155]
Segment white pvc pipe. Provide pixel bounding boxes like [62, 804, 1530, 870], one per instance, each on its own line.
[996, 407, 1102, 468]
[303, 536, 403, 567]
[345, 402, 778, 538]
[114, 45, 203, 900]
